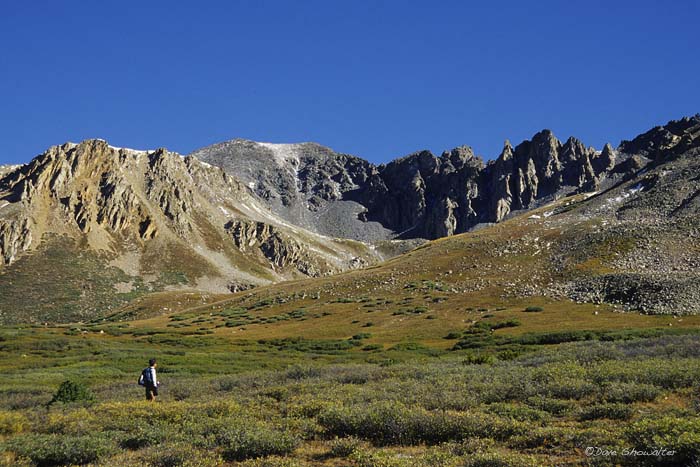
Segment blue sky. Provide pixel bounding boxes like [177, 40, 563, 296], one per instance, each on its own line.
[1, 0, 698, 165]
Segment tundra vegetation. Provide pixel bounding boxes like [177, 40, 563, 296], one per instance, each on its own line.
[2, 322, 700, 466]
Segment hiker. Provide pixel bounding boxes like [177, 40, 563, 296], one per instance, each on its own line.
[138, 358, 160, 401]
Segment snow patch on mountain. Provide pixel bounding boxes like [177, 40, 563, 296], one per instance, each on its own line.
[257, 142, 301, 168]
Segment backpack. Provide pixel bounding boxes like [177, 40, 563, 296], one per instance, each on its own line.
[138, 368, 153, 387]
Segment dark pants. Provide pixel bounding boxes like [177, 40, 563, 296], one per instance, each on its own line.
[145, 384, 158, 400]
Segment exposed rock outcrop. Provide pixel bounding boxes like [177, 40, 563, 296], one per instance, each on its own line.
[619, 114, 700, 161]
[482, 131, 603, 221]
[226, 219, 329, 276]
[0, 165, 21, 179]
[0, 217, 32, 264]
[193, 130, 634, 240]
[0, 139, 379, 289]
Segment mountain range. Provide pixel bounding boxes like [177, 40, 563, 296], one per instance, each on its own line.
[1, 115, 699, 323]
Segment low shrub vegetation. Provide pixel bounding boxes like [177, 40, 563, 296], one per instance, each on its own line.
[2, 327, 700, 465]
[216, 424, 300, 461]
[48, 380, 94, 406]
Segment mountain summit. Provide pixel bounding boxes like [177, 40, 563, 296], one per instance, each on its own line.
[0, 140, 377, 323]
[191, 126, 654, 241]
[1, 115, 699, 323]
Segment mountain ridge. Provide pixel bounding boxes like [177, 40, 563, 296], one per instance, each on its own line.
[190, 123, 659, 240]
[1, 114, 699, 323]
[0, 140, 378, 323]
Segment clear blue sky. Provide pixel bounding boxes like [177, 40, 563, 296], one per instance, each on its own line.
[1, 0, 698, 165]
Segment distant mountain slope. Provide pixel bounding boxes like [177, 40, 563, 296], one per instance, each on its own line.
[191, 128, 646, 241]
[190, 140, 394, 242]
[1, 115, 698, 324]
[0, 140, 378, 323]
[176, 115, 700, 320]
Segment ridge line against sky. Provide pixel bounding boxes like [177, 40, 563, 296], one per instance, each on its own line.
[1, 0, 698, 166]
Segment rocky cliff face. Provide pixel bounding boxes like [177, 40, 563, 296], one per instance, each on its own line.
[0, 140, 379, 322]
[360, 146, 484, 238]
[193, 125, 651, 241]
[0, 165, 21, 179]
[619, 115, 700, 161]
[190, 140, 393, 243]
[483, 131, 606, 223]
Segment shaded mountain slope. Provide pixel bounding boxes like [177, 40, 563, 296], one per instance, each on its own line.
[191, 128, 648, 241]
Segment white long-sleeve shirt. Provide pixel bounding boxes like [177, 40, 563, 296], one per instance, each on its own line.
[148, 366, 158, 387]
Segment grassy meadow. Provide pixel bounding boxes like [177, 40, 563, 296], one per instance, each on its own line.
[2, 313, 700, 466]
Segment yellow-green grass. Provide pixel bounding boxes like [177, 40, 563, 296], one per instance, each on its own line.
[85, 192, 699, 352]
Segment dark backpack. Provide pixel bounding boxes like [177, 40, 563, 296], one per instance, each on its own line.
[138, 368, 153, 387]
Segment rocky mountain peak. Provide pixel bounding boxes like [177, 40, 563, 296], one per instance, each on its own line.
[0, 139, 377, 282]
[592, 143, 616, 174]
[499, 140, 514, 161]
[192, 125, 654, 241]
[440, 145, 483, 171]
[619, 115, 700, 160]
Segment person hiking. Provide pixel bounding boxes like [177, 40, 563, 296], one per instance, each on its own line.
[138, 358, 160, 401]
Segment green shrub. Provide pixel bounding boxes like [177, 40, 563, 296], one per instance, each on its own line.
[444, 332, 462, 340]
[3, 433, 116, 467]
[416, 449, 460, 467]
[120, 424, 170, 450]
[216, 425, 299, 461]
[462, 452, 539, 467]
[48, 380, 94, 405]
[318, 401, 527, 446]
[578, 403, 633, 421]
[525, 397, 575, 415]
[452, 334, 499, 350]
[353, 333, 372, 340]
[486, 403, 550, 423]
[328, 436, 364, 457]
[238, 457, 310, 467]
[515, 330, 598, 345]
[507, 427, 569, 450]
[601, 382, 661, 403]
[545, 378, 597, 400]
[469, 322, 495, 333]
[0, 410, 27, 434]
[496, 350, 521, 361]
[285, 365, 322, 381]
[626, 416, 700, 465]
[349, 448, 413, 467]
[145, 442, 223, 467]
[490, 319, 521, 329]
[523, 306, 543, 312]
[446, 437, 496, 455]
[462, 353, 495, 365]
